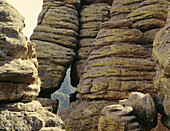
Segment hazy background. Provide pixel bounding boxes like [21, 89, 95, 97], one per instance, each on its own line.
[6, 0, 43, 39]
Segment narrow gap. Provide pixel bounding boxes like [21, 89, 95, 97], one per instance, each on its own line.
[51, 67, 76, 111]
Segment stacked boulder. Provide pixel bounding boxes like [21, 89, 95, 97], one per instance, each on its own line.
[128, 0, 169, 55]
[0, 0, 65, 130]
[98, 92, 157, 131]
[0, 0, 40, 102]
[59, 0, 157, 130]
[31, 0, 80, 97]
[110, 0, 145, 21]
[76, 19, 156, 100]
[153, 6, 170, 129]
[98, 104, 142, 131]
[71, 1, 111, 86]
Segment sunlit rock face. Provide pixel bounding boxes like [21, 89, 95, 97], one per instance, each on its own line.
[0, 0, 41, 102]
[153, 6, 170, 129]
[71, 1, 111, 87]
[0, 1, 65, 130]
[30, 0, 80, 97]
[0, 101, 65, 131]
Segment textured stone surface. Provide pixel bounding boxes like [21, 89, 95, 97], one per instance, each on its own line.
[77, 19, 156, 100]
[152, 6, 170, 129]
[0, 0, 40, 102]
[35, 98, 59, 114]
[110, 0, 143, 21]
[128, 0, 170, 56]
[98, 104, 142, 131]
[31, 0, 79, 97]
[71, 2, 110, 87]
[0, 101, 65, 130]
[120, 92, 157, 130]
[59, 100, 115, 131]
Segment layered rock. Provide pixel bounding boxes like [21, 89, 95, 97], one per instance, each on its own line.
[60, 1, 159, 130]
[128, 0, 169, 55]
[71, 1, 111, 86]
[35, 98, 59, 114]
[59, 100, 115, 131]
[0, 0, 41, 102]
[0, 101, 65, 131]
[152, 6, 170, 129]
[110, 0, 145, 21]
[120, 92, 157, 130]
[77, 19, 156, 100]
[0, 1, 65, 130]
[31, 0, 80, 97]
[98, 104, 142, 131]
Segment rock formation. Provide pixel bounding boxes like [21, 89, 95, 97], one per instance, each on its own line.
[153, 6, 170, 129]
[71, 1, 111, 86]
[60, 0, 170, 130]
[77, 13, 156, 101]
[59, 100, 115, 131]
[120, 92, 157, 130]
[0, 0, 40, 102]
[0, 0, 65, 130]
[30, 0, 80, 97]
[1, 0, 167, 130]
[98, 104, 142, 131]
[0, 101, 65, 130]
[128, 0, 169, 55]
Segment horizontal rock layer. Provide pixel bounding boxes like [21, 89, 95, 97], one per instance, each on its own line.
[0, 0, 40, 102]
[31, 0, 79, 96]
[59, 100, 115, 131]
[77, 20, 156, 100]
[71, 2, 111, 86]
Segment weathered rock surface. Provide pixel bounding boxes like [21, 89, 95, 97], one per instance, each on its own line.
[98, 104, 142, 131]
[0, 0, 41, 102]
[129, 0, 170, 55]
[35, 98, 59, 114]
[120, 92, 157, 130]
[59, 100, 115, 131]
[71, 2, 111, 86]
[0, 101, 65, 130]
[152, 6, 170, 129]
[110, 0, 144, 21]
[31, 0, 80, 97]
[77, 19, 156, 100]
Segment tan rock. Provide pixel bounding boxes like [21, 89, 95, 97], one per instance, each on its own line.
[31, 0, 79, 96]
[35, 98, 59, 114]
[0, 0, 40, 102]
[98, 104, 142, 131]
[71, 3, 110, 87]
[0, 101, 65, 131]
[59, 100, 115, 131]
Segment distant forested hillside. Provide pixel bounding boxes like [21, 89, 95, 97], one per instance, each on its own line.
[51, 68, 76, 111]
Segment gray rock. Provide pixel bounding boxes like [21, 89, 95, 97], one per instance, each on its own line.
[120, 92, 157, 130]
[98, 104, 142, 131]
